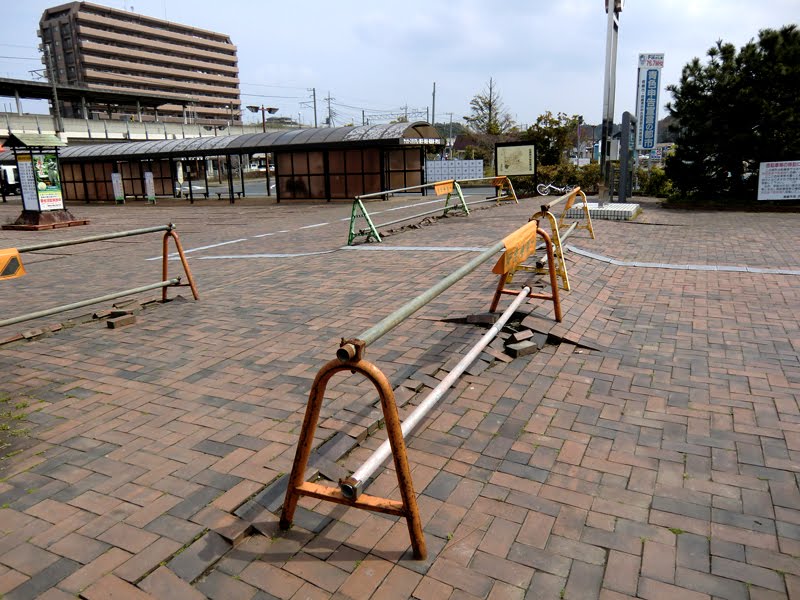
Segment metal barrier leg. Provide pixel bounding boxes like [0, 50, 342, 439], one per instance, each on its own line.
[532, 210, 570, 292]
[167, 230, 200, 300]
[162, 228, 200, 301]
[280, 357, 426, 560]
[489, 272, 509, 313]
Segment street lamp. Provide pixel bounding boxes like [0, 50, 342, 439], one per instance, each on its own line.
[246, 105, 278, 132]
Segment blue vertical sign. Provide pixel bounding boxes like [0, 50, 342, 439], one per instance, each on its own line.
[635, 53, 664, 150]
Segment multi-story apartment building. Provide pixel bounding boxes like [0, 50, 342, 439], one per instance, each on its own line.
[38, 2, 240, 123]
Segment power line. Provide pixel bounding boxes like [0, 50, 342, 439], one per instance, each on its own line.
[239, 81, 308, 90]
[240, 92, 304, 99]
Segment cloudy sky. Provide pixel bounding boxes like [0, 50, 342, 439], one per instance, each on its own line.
[1, 0, 797, 128]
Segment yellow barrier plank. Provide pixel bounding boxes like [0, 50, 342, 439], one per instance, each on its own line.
[492, 220, 539, 275]
[434, 180, 454, 196]
[0, 248, 25, 281]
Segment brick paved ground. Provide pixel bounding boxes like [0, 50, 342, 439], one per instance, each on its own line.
[0, 191, 798, 599]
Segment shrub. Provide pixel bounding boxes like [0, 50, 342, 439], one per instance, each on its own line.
[636, 167, 672, 197]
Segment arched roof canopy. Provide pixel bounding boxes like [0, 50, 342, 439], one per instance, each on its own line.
[56, 122, 445, 162]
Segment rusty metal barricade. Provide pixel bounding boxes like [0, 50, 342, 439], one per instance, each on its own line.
[0, 223, 198, 328]
[527, 187, 595, 291]
[281, 218, 562, 559]
[456, 175, 519, 206]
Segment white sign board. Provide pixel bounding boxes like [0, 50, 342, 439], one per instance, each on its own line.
[112, 173, 125, 203]
[144, 172, 156, 204]
[757, 161, 800, 200]
[635, 53, 664, 150]
[16, 155, 39, 211]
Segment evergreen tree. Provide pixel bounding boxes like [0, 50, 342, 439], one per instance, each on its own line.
[523, 111, 581, 165]
[666, 25, 800, 201]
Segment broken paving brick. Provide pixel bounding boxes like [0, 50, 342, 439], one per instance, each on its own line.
[506, 340, 540, 358]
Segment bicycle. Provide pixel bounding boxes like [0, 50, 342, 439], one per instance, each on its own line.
[536, 182, 575, 196]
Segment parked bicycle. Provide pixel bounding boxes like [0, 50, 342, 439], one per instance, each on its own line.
[536, 182, 575, 196]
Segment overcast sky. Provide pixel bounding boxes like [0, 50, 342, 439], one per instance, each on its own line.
[1, 1, 797, 128]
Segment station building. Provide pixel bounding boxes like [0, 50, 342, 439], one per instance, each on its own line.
[1, 122, 444, 203]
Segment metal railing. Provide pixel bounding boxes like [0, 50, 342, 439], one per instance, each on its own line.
[1, 224, 198, 329]
[348, 180, 469, 245]
[281, 215, 563, 561]
[347, 176, 519, 246]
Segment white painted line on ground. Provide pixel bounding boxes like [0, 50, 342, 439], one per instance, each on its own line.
[299, 222, 329, 229]
[196, 250, 337, 259]
[147, 238, 249, 261]
[568, 245, 800, 274]
[341, 245, 489, 252]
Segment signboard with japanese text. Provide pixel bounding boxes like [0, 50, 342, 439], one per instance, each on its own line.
[112, 173, 125, 204]
[144, 172, 156, 204]
[757, 161, 800, 200]
[32, 153, 63, 210]
[495, 142, 536, 176]
[635, 53, 664, 150]
[16, 155, 39, 211]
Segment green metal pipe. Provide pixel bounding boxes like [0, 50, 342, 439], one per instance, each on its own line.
[17, 224, 174, 253]
[337, 240, 505, 360]
[0, 279, 180, 328]
[370, 205, 455, 231]
[357, 180, 448, 201]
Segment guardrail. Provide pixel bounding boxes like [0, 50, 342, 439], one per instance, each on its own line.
[348, 180, 469, 245]
[0, 224, 198, 328]
[280, 216, 561, 560]
[456, 176, 518, 206]
[347, 176, 518, 245]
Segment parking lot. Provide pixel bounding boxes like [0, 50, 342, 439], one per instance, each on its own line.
[0, 192, 799, 599]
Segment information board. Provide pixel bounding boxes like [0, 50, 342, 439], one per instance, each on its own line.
[33, 153, 64, 211]
[144, 172, 156, 204]
[495, 143, 536, 176]
[112, 173, 125, 204]
[635, 53, 664, 150]
[16, 155, 39, 211]
[757, 161, 800, 200]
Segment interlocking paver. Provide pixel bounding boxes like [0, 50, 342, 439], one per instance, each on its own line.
[1, 196, 800, 599]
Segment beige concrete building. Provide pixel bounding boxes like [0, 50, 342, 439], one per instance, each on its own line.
[38, 2, 240, 124]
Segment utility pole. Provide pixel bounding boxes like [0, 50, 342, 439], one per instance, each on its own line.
[441, 112, 454, 160]
[43, 43, 63, 134]
[325, 91, 334, 127]
[431, 82, 436, 126]
[307, 87, 318, 128]
[600, 0, 622, 201]
[362, 110, 365, 126]
[488, 78, 494, 132]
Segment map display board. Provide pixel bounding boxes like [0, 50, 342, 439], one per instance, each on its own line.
[495, 142, 536, 176]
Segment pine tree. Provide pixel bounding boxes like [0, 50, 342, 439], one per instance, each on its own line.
[666, 25, 800, 202]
